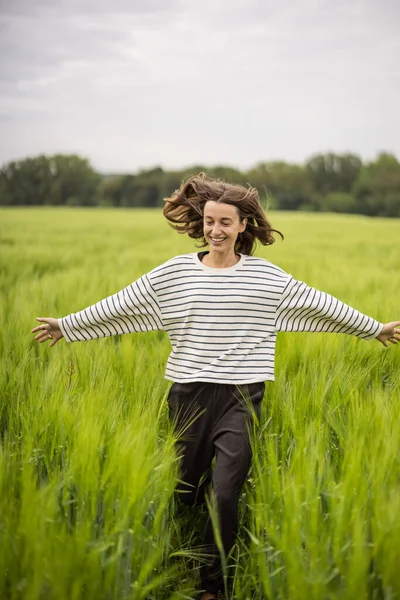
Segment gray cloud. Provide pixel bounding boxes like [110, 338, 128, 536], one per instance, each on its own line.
[0, 0, 399, 170]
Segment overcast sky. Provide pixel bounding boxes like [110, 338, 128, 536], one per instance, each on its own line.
[0, 0, 399, 173]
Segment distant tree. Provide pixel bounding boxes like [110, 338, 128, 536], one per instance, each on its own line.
[206, 166, 245, 185]
[131, 167, 164, 207]
[247, 161, 314, 210]
[159, 171, 184, 201]
[352, 153, 400, 217]
[0, 168, 10, 205]
[0, 154, 100, 206]
[98, 175, 125, 206]
[0, 155, 55, 205]
[384, 193, 400, 217]
[306, 153, 362, 196]
[50, 154, 100, 206]
[118, 175, 137, 207]
[100, 168, 166, 208]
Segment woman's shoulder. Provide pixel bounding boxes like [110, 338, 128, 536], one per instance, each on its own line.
[147, 253, 195, 277]
[159, 253, 195, 267]
[243, 254, 289, 277]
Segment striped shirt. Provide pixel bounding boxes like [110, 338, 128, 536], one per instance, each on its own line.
[59, 253, 383, 384]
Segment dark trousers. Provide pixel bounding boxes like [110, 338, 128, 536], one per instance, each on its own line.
[167, 381, 265, 595]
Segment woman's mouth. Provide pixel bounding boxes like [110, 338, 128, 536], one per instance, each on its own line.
[210, 237, 226, 243]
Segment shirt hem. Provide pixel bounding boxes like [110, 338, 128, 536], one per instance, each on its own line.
[164, 375, 274, 384]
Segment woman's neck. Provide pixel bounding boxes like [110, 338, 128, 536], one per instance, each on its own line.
[201, 250, 240, 269]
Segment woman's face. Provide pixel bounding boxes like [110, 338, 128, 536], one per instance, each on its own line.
[203, 201, 247, 253]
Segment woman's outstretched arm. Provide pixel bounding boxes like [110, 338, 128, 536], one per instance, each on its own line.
[275, 276, 399, 346]
[31, 273, 163, 346]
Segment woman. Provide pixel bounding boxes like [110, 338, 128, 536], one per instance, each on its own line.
[32, 173, 399, 600]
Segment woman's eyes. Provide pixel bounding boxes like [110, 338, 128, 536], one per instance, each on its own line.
[205, 221, 230, 226]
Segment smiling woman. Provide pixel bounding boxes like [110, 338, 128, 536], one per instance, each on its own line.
[162, 172, 283, 258]
[32, 173, 400, 600]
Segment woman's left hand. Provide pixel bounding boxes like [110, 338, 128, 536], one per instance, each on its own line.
[376, 321, 400, 347]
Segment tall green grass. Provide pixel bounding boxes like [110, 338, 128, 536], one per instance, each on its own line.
[1, 208, 399, 599]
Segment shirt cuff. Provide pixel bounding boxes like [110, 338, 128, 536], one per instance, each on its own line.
[363, 320, 384, 341]
[58, 317, 74, 343]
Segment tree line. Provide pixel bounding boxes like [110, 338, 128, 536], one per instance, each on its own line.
[1, 151, 400, 217]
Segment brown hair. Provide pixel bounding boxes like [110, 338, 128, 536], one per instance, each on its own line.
[163, 172, 283, 255]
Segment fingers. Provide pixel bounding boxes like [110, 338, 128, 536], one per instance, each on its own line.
[34, 331, 49, 342]
[381, 332, 400, 346]
[387, 328, 400, 344]
[32, 322, 51, 335]
[35, 332, 54, 343]
[32, 318, 50, 333]
[32, 320, 57, 345]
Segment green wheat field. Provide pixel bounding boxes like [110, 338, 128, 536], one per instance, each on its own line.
[1, 208, 400, 600]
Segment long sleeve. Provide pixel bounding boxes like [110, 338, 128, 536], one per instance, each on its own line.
[59, 273, 164, 343]
[275, 276, 383, 339]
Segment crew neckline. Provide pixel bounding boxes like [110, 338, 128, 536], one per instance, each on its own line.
[193, 252, 246, 273]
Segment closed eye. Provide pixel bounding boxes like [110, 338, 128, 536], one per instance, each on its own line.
[205, 220, 232, 225]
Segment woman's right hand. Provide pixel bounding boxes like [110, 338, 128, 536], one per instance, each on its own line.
[32, 317, 64, 347]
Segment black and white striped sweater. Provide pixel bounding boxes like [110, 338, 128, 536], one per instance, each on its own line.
[59, 253, 383, 384]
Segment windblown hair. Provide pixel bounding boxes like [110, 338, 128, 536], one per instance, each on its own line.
[163, 172, 283, 255]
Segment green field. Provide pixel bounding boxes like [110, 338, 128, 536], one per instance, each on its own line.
[1, 208, 400, 600]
